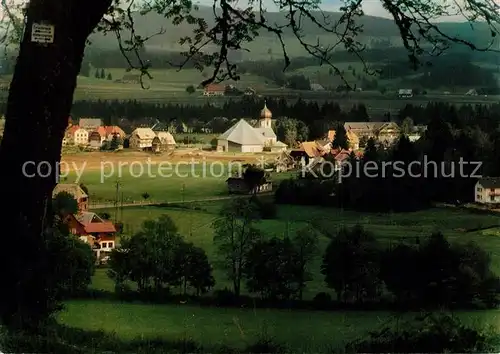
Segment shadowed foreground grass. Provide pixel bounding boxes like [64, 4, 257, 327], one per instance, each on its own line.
[56, 300, 500, 352]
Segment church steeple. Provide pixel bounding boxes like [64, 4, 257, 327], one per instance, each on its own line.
[259, 101, 272, 128]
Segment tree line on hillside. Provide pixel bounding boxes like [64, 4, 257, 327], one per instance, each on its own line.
[2, 46, 495, 89]
[66, 98, 500, 142]
[374, 55, 498, 91]
[103, 197, 500, 311]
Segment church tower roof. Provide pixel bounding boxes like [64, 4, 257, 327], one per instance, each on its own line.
[260, 101, 272, 119]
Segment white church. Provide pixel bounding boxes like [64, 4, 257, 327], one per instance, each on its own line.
[216, 103, 288, 153]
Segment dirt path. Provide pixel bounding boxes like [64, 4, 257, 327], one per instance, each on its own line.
[89, 194, 273, 210]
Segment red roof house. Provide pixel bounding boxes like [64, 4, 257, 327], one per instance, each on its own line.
[203, 84, 225, 96]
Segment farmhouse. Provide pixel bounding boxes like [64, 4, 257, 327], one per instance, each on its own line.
[475, 177, 500, 204]
[310, 83, 325, 91]
[52, 183, 88, 212]
[343, 122, 400, 146]
[151, 121, 169, 132]
[104, 126, 126, 141]
[88, 131, 102, 148]
[203, 84, 225, 96]
[408, 125, 427, 142]
[156, 131, 177, 150]
[216, 103, 287, 152]
[398, 89, 413, 98]
[129, 127, 156, 149]
[64, 211, 117, 262]
[119, 74, 140, 84]
[79, 118, 102, 130]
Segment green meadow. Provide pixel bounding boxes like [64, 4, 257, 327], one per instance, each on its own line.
[58, 299, 500, 351]
[60, 200, 500, 351]
[62, 164, 294, 204]
[90, 203, 500, 295]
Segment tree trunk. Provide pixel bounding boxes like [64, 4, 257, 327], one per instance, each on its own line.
[0, 0, 111, 329]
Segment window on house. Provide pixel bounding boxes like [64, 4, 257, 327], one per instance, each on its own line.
[102, 242, 107, 248]
[109, 242, 114, 248]
[477, 187, 482, 192]
[491, 196, 495, 202]
[491, 188, 495, 192]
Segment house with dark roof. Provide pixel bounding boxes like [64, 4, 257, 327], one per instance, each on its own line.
[79, 118, 102, 130]
[475, 177, 500, 204]
[52, 183, 88, 211]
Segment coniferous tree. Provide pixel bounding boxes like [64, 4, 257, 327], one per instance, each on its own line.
[331, 123, 349, 150]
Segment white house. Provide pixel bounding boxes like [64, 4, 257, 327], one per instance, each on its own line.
[475, 177, 500, 204]
[64, 126, 89, 146]
[129, 127, 156, 149]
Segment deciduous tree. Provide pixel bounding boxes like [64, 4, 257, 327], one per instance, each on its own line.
[213, 198, 261, 297]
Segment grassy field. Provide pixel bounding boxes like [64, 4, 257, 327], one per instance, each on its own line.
[1, 66, 498, 115]
[58, 299, 500, 351]
[89, 203, 500, 295]
[60, 202, 500, 351]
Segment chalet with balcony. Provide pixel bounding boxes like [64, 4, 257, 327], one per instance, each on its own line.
[64, 211, 117, 262]
[475, 177, 500, 204]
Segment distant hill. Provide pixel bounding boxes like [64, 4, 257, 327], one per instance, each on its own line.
[88, 6, 497, 60]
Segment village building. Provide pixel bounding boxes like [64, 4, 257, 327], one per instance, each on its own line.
[52, 183, 88, 212]
[475, 177, 500, 204]
[104, 126, 126, 141]
[79, 118, 102, 130]
[216, 103, 287, 152]
[133, 117, 159, 129]
[226, 177, 273, 194]
[156, 131, 177, 150]
[64, 211, 117, 262]
[310, 83, 325, 91]
[343, 122, 400, 146]
[151, 121, 169, 132]
[203, 84, 225, 96]
[408, 125, 427, 142]
[129, 127, 156, 149]
[118, 74, 140, 84]
[117, 118, 134, 134]
[398, 88, 413, 98]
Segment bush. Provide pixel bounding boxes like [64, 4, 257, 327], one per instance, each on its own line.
[251, 197, 277, 219]
[345, 312, 498, 353]
[213, 288, 238, 306]
[312, 292, 332, 309]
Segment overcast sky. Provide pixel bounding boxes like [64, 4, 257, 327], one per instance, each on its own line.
[193, 0, 470, 22]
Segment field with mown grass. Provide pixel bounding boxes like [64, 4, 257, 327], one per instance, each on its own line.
[60, 153, 292, 204]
